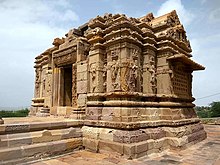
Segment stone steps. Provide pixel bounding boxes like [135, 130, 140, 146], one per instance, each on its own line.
[0, 120, 83, 164]
[0, 127, 82, 149]
[0, 138, 82, 165]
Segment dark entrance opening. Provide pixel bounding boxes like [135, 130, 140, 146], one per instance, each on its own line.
[63, 66, 72, 106]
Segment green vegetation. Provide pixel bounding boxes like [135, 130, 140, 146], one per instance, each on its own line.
[195, 101, 220, 118]
[0, 108, 29, 118]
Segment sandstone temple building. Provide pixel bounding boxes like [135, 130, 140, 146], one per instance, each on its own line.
[30, 10, 206, 158]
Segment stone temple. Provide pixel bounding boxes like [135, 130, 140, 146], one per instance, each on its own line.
[30, 10, 206, 158]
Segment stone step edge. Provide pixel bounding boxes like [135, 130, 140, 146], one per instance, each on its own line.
[0, 118, 200, 135]
[0, 120, 83, 135]
[0, 127, 82, 149]
[0, 137, 82, 164]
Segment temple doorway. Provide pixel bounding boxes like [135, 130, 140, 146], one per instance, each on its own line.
[63, 66, 72, 106]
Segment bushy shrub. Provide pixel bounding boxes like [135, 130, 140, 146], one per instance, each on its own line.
[0, 108, 29, 118]
[195, 101, 220, 118]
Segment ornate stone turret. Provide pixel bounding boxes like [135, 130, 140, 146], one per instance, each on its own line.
[30, 10, 206, 158]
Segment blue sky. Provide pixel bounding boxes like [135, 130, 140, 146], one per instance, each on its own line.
[0, 0, 219, 108]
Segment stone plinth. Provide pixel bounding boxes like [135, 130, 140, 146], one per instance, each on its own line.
[36, 107, 50, 117]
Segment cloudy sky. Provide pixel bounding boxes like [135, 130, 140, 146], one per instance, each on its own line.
[0, 0, 219, 108]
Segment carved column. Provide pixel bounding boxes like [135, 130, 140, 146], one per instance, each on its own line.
[156, 53, 173, 95]
[50, 67, 60, 114]
[88, 47, 105, 93]
[72, 63, 77, 107]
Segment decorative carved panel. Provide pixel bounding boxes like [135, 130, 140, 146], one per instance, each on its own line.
[171, 65, 190, 97]
[53, 46, 77, 67]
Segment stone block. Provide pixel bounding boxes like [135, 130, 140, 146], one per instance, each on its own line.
[153, 138, 166, 149]
[83, 138, 99, 152]
[8, 138, 32, 147]
[187, 130, 206, 143]
[66, 138, 82, 150]
[78, 94, 87, 107]
[146, 148, 160, 155]
[82, 126, 99, 139]
[77, 63, 88, 72]
[99, 128, 114, 141]
[147, 139, 155, 150]
[135, 151, 147, 158]
[5, 124, 30, 133]
[50, 122, 67, 129]
[22, 143, 48, 157]
[145, 128, 166, 140]
[77, 80, 87, 94]
[167, 136, 187, 147]
[123, 144, 136, 157]
[0, 139, 8, 148]
[86, 107, 101, 116]
[121, 107, 131, 116]
[159, 115, 172, 120]
[99, 140, 123, 155]
[57, 107, 69, 116]
[30, 122, 51, 131]
[101, 107, 121, 121]
[48, 141, 67, 153]
[140, 108, 147, 116]
[113, 130, 125, 143]
[0, 147, 22, 161]
[121, 116, 132, 122]
[32, 130, 61, 143]
[164, 126, 187, 138]
[0, 125, 5, 134]
[77, 71, 87, 81]
[62, 127, 82, 139]
[135, 141, 148, 154]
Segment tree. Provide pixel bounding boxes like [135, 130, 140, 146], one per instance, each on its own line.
[209, 101, 220, 117]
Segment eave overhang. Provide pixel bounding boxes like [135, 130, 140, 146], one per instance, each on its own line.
[167, 54, 205, 71]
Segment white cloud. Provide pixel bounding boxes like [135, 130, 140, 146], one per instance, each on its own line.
[156, 0, 194, 26]
[0, 0, 79, 107]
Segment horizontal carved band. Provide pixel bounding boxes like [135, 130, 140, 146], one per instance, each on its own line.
[87, 100, 194, 108]
[83, 118, 200, 130]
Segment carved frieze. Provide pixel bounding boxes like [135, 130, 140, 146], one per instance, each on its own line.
[53, 46, 77, 67]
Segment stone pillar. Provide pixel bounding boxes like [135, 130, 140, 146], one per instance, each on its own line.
[50, 67, 60, 115]
[71, 40, 89, 119]
[156, 53, 173, 95]
[142, 48, 156, 94]
[88, 48, 105, 93]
